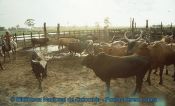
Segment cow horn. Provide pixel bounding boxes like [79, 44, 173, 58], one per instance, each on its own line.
[135, 30, 143, 41]
[124, 31, 130, 42]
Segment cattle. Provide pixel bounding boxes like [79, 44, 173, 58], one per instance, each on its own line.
[31, 51, 47, 91]
[126, 34, 175, 85]
[147, 43, 175, 83]
[111, 40, 127, 47]
[86, 35, 98, 42]
[84, 40, 94, 54]
[153, 43, 175, 76]
[93, 42, 127, 56]
[161, 35, 175, 44]
[57, 37, 80, 49]
[31, 38, 49, 47]
[67, 40, 93, 55]
[82, 51, 151, 95]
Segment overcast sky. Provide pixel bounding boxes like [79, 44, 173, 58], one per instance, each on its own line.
[0, 0, 174, 27]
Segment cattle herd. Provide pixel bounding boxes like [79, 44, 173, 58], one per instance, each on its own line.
[30, 30, 175, 96]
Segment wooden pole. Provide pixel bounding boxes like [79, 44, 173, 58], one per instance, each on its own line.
[130, 17, 132, 28]
[15, 33, 17, 43]
[146, 20, 148, 29]
[57, 24, 60, 37]
[44, 22, 47, 38]
[161, 21, 163, 34]
[170, 23, 172, 30]
[38, 31, 40, 39]
[23, 32, 26, 48]
[31, 32, 33, 44]
[132, 18, 134, 33]
[170, 23, 173, 35]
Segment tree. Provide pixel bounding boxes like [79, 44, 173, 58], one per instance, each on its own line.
[24, 19, 35, 30]
[16, 24, 20, 30]
[104, 17, 111, 29]
[95, 22, 100, 29]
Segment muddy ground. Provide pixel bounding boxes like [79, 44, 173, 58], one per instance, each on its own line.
[0, 46, 175, 106]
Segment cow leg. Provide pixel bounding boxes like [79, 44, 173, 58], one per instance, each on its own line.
[172, 64, 175, 78]
[153, 68, 158, 74]
[43, 65, 47, 79]
[146, 69, 152, 85]
[174, 71, 175, 81]
[0, 62, 3, 70]
[165, 66, 168, 75]
[105, 80, 111, 93]
[173, 64, 175, 81]
[133, 76, 143, 95]
[38, 78, 43, 92]
[159, 66, 164, 85]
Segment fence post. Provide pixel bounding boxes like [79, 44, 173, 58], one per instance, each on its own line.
[170, 23, 172, 30]
[44, 22, 47, 38]
[74, 31, 76, 37]
[79, 30, 80, 36]
[146, 20, 149, 29]
[69, 31, 70, 36]
[30, 32, 33, 46]
[98, 30, 100, 40]
[23, 32, 26, 48]
[38, 31, 40, 39]
[57, 24, 60, 37]
[14, 33, 17, 43]
[31, 32, 33, 39]
[161, 21, 163, 34]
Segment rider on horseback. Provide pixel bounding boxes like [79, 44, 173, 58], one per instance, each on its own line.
[3, 31, 13, 50]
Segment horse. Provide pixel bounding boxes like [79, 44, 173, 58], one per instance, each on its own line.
[1, 39, 17, 62]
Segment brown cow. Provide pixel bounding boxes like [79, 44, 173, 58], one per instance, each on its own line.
[126, 37, 175, 85]
[57, 37, 80, 49]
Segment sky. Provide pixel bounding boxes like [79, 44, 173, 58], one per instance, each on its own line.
[0, 0, 174, 28]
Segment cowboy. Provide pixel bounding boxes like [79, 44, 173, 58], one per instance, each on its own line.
[3, 31, 12, 43]
[3, 31, 12, 50]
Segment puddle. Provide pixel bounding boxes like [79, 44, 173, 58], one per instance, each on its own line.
[26, 45, 59, 53]
[26, 45, 87, 60]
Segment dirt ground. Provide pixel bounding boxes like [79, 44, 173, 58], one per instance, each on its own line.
[0, 45, 175, 106]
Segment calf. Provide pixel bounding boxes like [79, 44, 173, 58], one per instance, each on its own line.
[31, 51, 47, 91]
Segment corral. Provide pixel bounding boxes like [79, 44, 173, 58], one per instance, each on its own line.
[0, 32, 175, 106]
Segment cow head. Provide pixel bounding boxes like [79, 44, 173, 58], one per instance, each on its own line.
[124, 31, 143, 55]
[81, 54, 95, 69]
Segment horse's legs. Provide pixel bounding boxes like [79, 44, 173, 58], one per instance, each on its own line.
[3, 51, 5, 63]
[0, 62, 3, 70]
[165, 65, 169, 75]
[7, 52, 10, 61]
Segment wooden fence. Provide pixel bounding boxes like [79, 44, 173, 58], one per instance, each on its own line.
[12, 29, 113, 48]
[12, 31, 44, 48]
[11, 27, 175, 48]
